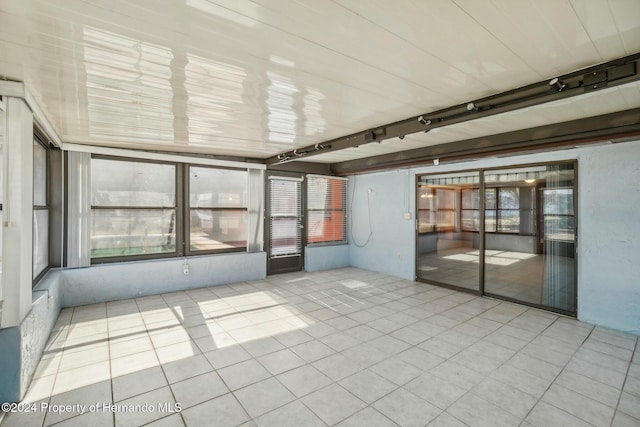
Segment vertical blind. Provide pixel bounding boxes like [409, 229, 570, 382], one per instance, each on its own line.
[269, 177, 302, 257]
[307, 175, 347, 245]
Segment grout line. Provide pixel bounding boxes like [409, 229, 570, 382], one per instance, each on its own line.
[516, 319, 595, 427]
[610, 337, 639, 427]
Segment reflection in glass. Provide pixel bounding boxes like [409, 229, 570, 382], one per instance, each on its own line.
[33, 210, 49, 277]
[91, 209, 176, 258]
[484, 164, 575, 312]
[91, 158, 176, 207]
[34, 142, 47, 206]
[190, 209, 247, 251]
[189, 167, 247, 207]
[188, 166, 248, 252]
[417, 172, 480, 291]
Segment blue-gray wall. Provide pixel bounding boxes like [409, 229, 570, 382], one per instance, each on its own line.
[0, 271, 63, 403]
[348, 170, 416, 280]
[577, 142, 640, 334]
[347, 141, 640, 334]
[62, 252, 266, 306]
[305, 245, 350, 272]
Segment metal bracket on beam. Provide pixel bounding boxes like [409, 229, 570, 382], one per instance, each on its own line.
[330, 108, 640, 174]
[265, 53, 640, 165]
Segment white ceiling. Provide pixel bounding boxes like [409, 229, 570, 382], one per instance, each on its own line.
[1, 0, 639, 163]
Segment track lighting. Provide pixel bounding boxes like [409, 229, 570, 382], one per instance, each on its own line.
[549, 77, 565, 92]
[293, 149, 302, 157]
[277, 153, 290, 161]
[418, 116, 431, 125]
[466, 102, 478, 112]
[399, 135, 405, 140]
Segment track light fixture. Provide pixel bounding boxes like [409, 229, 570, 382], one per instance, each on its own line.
[418, 116, 431, 125]
[466, 102, 478, 112]
[549, 77, 566, 92]
[399, 135, 405, 140]
[293, 149, 302, 157]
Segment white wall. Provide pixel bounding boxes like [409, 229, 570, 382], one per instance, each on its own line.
[348, 140, 640, 334]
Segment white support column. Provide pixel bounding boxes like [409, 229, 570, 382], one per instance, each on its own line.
[1, 97, 33, 328]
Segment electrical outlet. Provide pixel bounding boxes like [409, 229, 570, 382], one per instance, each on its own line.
[403, 212, 411, 220]
[183, 263, 190, 275]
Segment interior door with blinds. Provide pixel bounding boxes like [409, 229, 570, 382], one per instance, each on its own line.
[266, 174, 304, 275]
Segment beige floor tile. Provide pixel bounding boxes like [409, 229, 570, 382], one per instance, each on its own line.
[217, 359, 271, 390]
[254, 401, 325, 427]
[256, 348, 306, 375]
[339, 369, 398, 404]
[181, 393, 249, 427]
[336, 407, 399, 427]
[373, 388, 441, 427]
[112, 366, 167, 402]
[302, 384, 366, 426]
[170, 371, 228, 409]
[15, 268, 640, 427]
[276, 365, 332, 398]
[233, 377, 294, 418]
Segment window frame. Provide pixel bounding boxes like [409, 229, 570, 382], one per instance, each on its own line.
[460, 185, 535, 235]
[306, 175, 347, 246]
[185, 164, 249, 255]
[33, 136, 51, 283]
[89, 155, 183, 264]
[417, 186, 458, 233]
[89, 155, 253, 264]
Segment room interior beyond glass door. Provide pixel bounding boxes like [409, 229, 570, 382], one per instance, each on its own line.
[266, 175, 304, 275]
[416, 172, 480, 291]
[483, 163, 576, 313]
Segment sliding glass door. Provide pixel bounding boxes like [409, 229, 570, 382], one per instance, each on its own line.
[416, 172, 480, 291]
[483, 163, 576, 313]
[416, 162, 577, 315]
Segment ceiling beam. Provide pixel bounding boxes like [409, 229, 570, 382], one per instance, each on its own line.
[330, 108, 640, 175]
[266, 52, 640, 165]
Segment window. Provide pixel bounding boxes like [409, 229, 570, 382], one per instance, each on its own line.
[461, 187, 479, 231]
[90, 156, 252, 262]
[462, 186, 534, 234]
[33, 139, 49, 279]
[188, 166, 248, 253]
[307, 176, 346, 245]
[543, 188, 574, 241]
[419, 188, 458, 232]
[90, 157, 177, 260]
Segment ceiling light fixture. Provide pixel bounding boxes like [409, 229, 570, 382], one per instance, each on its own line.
[399, 135, 405, 140]
[549, 77, 566, 92]
[466, 102, 478, 112]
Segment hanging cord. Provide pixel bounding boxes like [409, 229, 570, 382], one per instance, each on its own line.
[350, 175, 373, 248]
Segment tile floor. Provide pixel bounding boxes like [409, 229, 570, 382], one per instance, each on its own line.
[2, 267, 639, 427]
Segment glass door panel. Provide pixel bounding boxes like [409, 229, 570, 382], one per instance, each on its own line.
[416, 172, 480, 291]
[483, 164, 576, 313]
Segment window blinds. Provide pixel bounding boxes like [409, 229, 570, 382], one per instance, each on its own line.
[269, 178, 302, 257]
[307, 175, 347, 245]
